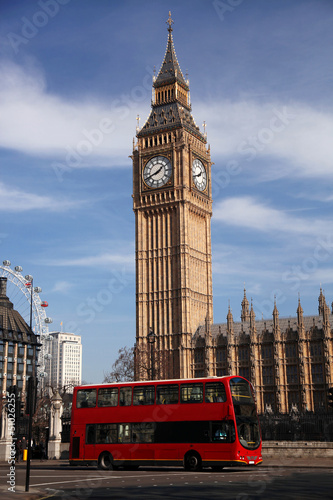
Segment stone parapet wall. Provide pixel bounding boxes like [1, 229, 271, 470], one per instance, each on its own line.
[263, 441, 333, 458]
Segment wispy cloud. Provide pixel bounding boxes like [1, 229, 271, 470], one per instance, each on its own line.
[0, 181, 80, 212]
[1, 60, 332, 182]
[0, 60, 142, 164]
[51, 281, 75, 293]
[46, 252, 134, 268]
[214, 196, 331, 236]
[195, 100, 333, 179]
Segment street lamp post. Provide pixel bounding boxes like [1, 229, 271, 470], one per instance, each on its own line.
[147, 330, 156, 380]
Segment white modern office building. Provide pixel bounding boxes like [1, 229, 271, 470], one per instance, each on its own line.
[47, 332, 82, 393]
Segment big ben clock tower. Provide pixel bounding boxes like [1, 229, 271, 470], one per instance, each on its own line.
[132, 13, 213, 380]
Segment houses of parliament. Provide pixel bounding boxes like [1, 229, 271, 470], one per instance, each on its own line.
[132, 14, 333, 414]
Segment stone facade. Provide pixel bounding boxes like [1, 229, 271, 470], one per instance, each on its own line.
[193, 289, 333, 414]
[133, 14, 213, 380]
[0, 277, 38, 406]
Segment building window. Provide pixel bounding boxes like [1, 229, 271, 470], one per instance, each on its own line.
[216, 349, 226, 362]
[285, 344, 297, 359]
[216, 368, 227, 377]
[313, 391, 325, 410]
[239, 367, 250, 380]
[261, 345, 272, 359]
[286, 365, 298, 384]
[311, 363, 323, 384]
[194, 350, 204, 363]
[238, 348, 249, 361]
[263, 392, 275, 412]
[287, 391, 300, 410]
[310, 343, 322, 357]
[262, 366, 274, 385]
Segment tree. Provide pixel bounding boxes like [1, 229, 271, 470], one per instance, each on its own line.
[103, 346, 135, 383]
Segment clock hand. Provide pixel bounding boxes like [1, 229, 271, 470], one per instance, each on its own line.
[194, 172, 203, 178]
[145, 165, 163, 181]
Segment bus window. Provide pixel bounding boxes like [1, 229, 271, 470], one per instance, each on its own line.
[212, 421, 235, 443]
[119, 387, 132, 406]
[132, 422, 155, 443]
[77, 389, 97, 408]
[118, 423, 131, 443]
[230, 377, 261, 450]
[230, 377, 254, 404]
[180, 383, 203, 403]
[98, 388, 118, 407]
[205, 382, 226, 403]
[156, 384, 179, 404]
[133, 385, 155, 405]
[96, 424, 117, 444]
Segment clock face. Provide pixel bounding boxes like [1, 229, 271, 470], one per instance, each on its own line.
[143, 156, 172, 189]
[192, 158, 207, 191]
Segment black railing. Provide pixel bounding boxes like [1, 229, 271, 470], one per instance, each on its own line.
[259, 412, 333, 442]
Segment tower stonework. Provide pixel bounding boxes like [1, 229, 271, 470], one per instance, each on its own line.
[132, 14, 213, 380]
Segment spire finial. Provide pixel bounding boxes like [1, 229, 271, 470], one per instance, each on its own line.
[167, 11, 174, 32]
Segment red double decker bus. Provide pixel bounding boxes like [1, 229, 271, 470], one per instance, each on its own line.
[69, 376, 262, 471]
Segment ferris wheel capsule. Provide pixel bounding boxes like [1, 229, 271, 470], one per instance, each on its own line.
[14, 266, 23, 272]
[41, 301, 48, 307]
[34, 286, 42, 293]
[3, 260, 11, 266]
[44, 317, 53, 324]
[25, 274, 33, 282]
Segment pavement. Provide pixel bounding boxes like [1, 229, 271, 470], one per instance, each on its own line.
[1, 457, 333, 499]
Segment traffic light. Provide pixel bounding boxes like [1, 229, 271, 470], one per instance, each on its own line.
[328, 387, 333, 408]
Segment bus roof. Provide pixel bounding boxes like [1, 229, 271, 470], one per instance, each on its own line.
[73, 375, 246, 391]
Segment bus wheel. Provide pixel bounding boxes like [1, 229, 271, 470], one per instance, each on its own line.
[98, 452, 114, 470]
[184, 451, 202, 472]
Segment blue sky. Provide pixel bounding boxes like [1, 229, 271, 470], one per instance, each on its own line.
[0, 0, 332, 384]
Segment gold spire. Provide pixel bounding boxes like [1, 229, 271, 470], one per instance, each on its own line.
[167, 11, 174, 32]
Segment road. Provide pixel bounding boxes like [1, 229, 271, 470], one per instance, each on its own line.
[1, 460, 333, 499]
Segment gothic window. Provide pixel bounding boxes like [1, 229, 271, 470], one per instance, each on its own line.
[311, 363, 324, 383]
[310, 343, 322, 357]
[239, 367, 250, 380]
[287, 391, 300, 409]
[238, 347, 249, 361]
[263, 392, 275, 412]
[286, 365, 298, 384]
[262, 366, 274, 385]
[313, 390, 325, 409]
[216, 349, 226, 362]
[285, 344, 297, 359]
[216, 368, 227, 377]
[195, 350, 204, 363]
[261, 344, 272, 359]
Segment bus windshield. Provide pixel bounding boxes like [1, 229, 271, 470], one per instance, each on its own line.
[229, 377, 261, 450]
